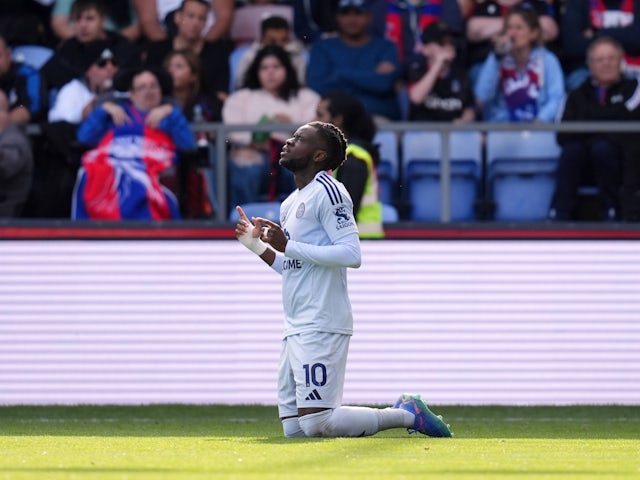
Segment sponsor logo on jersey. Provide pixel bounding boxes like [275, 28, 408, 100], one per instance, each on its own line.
[334, 206, 355, 230]
[283, 258, 302, 270]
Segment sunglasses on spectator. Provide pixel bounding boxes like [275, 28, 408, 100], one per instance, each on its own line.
[96, 58, 118, 68]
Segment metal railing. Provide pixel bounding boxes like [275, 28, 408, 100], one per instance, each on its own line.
[192, 121, 640, 222]
[25, 121, 640, 222]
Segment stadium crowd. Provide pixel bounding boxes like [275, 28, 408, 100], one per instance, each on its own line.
[1, 0, 640, 222]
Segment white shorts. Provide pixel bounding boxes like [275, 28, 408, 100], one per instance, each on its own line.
[277, 331, 350, 418]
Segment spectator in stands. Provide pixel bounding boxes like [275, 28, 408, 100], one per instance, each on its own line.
[73, 67, 196, 220]
[369, 0, 465, 79]
[306, 0, 401, 121]
[457, 0, 475, 18]
[549, 37, 640, 222]
[51, 0, 141, 44]
[230, 0, 296, 45]
[163, 49, 211, 121]
[290, 0, 340, 45]
[48, 46, 121, 123]
[30, 46, 122, 220]
[0, 90, 33, 218]
[144, 0, 232, 116]
[223, 44, 320, 208]
[163, 49, 216, 218]
[133, 0, 234, 42]
[407, 20, 475, 122]
[316, 91, 384, 238]
[561, 0, 640, 90]
[234, 15, 307, 89]
[474, 5, 564, 122]
[0, 1, 56, 47]
[466, 0, 558, 85]
[42, 0, 140, 90]
[0, 35, 48, 124]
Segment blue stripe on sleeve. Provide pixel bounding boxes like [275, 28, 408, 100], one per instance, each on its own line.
[316, 173, 343, 205]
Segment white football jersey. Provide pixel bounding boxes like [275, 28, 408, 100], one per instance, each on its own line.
[279, 171, 360, 337]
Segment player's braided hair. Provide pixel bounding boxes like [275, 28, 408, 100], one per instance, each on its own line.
[308, 121, 348, 171]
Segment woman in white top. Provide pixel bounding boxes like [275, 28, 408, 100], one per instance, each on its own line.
[223, 44, 320, 209]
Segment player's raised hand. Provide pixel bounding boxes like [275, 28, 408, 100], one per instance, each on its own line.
[235, 206, 267, 255]
[235, 206, 260, 238]
[256, 218, 287, 253]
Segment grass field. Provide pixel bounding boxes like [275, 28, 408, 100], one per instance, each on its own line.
[0, 404, 638, 480]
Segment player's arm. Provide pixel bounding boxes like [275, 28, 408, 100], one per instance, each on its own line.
[257, 218, 360, 268]
[285, 233, 361, 268]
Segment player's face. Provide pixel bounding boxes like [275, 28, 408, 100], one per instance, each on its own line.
[279, 125, 320, 172]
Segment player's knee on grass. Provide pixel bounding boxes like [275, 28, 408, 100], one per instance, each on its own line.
[282, 417, 305, 437]
[298, 410, 334, 437]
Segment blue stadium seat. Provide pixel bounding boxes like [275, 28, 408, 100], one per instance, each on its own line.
[229, 201, 281, 222]
[11, 45, 53, 70]
[228, 44, 251, 93]
[373, 130, 399, 205]
[486, 131, 561, 221]
[382, 203, 399, 223]
[402, 130, 482, 221]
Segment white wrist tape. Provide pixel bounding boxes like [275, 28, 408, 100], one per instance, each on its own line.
[237, 227, 268, 255]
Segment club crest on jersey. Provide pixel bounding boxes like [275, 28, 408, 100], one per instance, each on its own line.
[334, 206, 355, 230]
[296, 203, 305, 218]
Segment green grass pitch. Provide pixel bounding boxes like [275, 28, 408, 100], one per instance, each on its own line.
[0, 404, 638, 479]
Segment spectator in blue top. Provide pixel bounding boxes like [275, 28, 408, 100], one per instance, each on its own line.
[306, 0, 401, 121]
[465, 0, 558, 86]
[0, 35, 47, 125]
[474, 4, 564, 122]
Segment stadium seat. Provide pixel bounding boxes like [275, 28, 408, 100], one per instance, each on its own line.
[230, 4, 294, 45]
[228, 44, 251, 93]
[373, 130, 399, 206]
[402, 130, 482, 221]
[382, 203, 399, 223]
[229, 201, 281, 222]
[11, 44, 53, 70]
[486, 131, 561, 221]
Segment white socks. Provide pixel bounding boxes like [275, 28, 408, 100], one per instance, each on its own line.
[289, 406, 415, 438]
[377, 407, 415, 430]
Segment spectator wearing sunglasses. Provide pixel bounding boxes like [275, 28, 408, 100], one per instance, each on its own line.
[42, 0, 140, 91]
[48, 47, 122, 124]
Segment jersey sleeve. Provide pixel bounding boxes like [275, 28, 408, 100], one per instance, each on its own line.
[285, 233, 361, 268]
[283, 174, 361, 268]
[317, 177, 359, 243]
